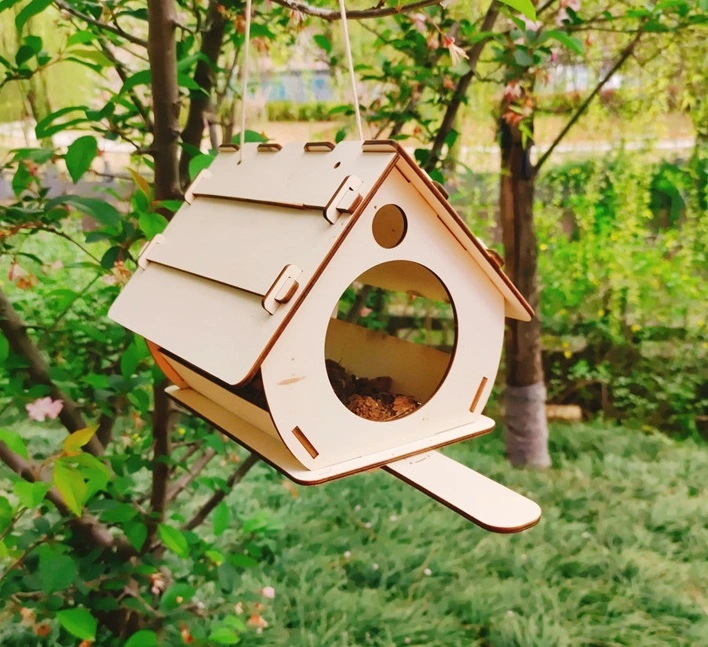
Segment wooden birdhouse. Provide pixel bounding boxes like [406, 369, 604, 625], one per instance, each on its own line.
[108, 140, 541, 533]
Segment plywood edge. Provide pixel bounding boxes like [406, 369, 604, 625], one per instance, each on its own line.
[384, 450, 542, 533]
[376, 141, 533, 322]
[166, 385, 496, 486]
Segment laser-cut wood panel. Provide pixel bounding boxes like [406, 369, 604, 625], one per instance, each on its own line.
[109, 140, 540, 531]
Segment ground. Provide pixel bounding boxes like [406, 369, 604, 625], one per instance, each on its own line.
[220, 422, 707, 647]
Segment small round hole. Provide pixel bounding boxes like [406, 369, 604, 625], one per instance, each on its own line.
[372, 204, 407, 249]
[334, 161, 341, 169]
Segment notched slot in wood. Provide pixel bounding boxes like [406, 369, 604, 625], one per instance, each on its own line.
[304, 142, 335, 152]
[292, 426, 319, 458]
[257, 142, 282, 152]
[470, 376, 489, 412]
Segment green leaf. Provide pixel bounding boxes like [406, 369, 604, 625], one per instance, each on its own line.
[0, 336, 8, 364]
[46, 195, 121, 229]
[65, 135, 98, 183]
[66, 31, 95, 47]
[14, 480, 50, 508]
[0, 496, 13, 532]
[124, 630, 158, 647]
[313, 34, 332, 54]
[35, 105, 87, 139]
[63, 425, 98, 453]
[230, 129, 268, 145]
[213, 501, 229, 536]
[53, 459, 87, 516]
[188, 153, 215, 181]
[120, 69, 151, 94]
[159, 582, 195, 611]
[15, 0, 53, 31]
[124, 520, 148, 552]
[513, 48, 534, 67]
[498, 0, 536, 20]
[157, 523, 189, 557]
[543, 30, 584, 56]
[138, 212, 168, 240]
[39, 549, 76, 593]
[209, 626, 241, 645]
[0, 429, 29, 460]
[97, 501, 138, 524]
[57, 608, 97, 641]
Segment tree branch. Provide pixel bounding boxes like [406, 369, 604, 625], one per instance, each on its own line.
[424, 1, 501, 173]
[165, 448, 217, 504]
[0, 441, 135, 558]
[179, 0, 227, 186]
[534, 29, 644, 172]
[54, 0, 148, 48]
[272, 0, 443, 21]
[146, 381, 172, 546]
[0, 287, 103, 455]
[182, 453, 259, 531]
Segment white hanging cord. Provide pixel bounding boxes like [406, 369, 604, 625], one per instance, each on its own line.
[239, 0, 253, 162]
[338, 0, 364, 141]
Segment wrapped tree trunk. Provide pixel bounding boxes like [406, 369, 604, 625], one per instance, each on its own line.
[499, 117, 551, 468]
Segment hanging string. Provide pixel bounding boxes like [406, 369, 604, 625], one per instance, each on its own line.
[239, 0, 363, 149]
[338, 0, 364, 141]
[239, 0, 253, 162]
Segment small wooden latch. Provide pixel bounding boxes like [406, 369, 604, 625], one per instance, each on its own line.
[137, 233, 166, 270]
[184, 169, 212, 204]
[323, 175, 363, 224]
[262, 264, 302, 315]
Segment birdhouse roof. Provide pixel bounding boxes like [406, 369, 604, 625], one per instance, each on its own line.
[109, 140, 532, 386]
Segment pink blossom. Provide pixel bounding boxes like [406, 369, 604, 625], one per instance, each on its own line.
[260, 585, 275, 599]
[411, 12, 427, 34]
[426, 32, 439, 50]
[550, 50, 559, 64]
[359, 307, 373, 317]
[289, 8, 304, 25]
[522, 16, 543, 32]
[8, 261, 26, 283]
[443, 35, 468, 66]
[26, 397, 64, 422]
[504, 81, 523, 101]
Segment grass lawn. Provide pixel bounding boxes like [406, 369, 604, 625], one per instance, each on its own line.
[221, 422, 708, 647]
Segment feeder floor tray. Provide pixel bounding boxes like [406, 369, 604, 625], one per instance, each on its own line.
[167, 385, 541, 532]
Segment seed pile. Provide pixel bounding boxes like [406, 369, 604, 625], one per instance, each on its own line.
[326, 359, 420, 421]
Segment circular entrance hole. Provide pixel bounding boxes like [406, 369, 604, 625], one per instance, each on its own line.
[324, 261, 456, 422]
[372, 204, 407, 249]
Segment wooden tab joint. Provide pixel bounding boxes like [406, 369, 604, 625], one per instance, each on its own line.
[262, 264, 302, 315]
[324, 175, 363, 224]
[184, 168, 212, 204]
[137, 233, 166, 270]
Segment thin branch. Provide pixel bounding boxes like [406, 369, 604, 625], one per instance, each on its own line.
[0, 287, 103, 455]
[54, 0, 148, 48]
[183, 453, 259, 531]
[425, 1, 501, 172]
[0, 441, 135, 558]
[534, 29, 644, 173]
[271, 0, 443, 21]
[179, 0, 227, 186]
[165, 448, 217, 504]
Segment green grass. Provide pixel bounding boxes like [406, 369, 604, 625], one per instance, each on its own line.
[1, 421, 705, 646]
[218, 423, 708, 647]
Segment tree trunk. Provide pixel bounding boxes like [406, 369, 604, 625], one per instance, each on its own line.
[178, 2, 227, 186]
[147, 0, 182, 202]
[499, 117, 551, 468]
